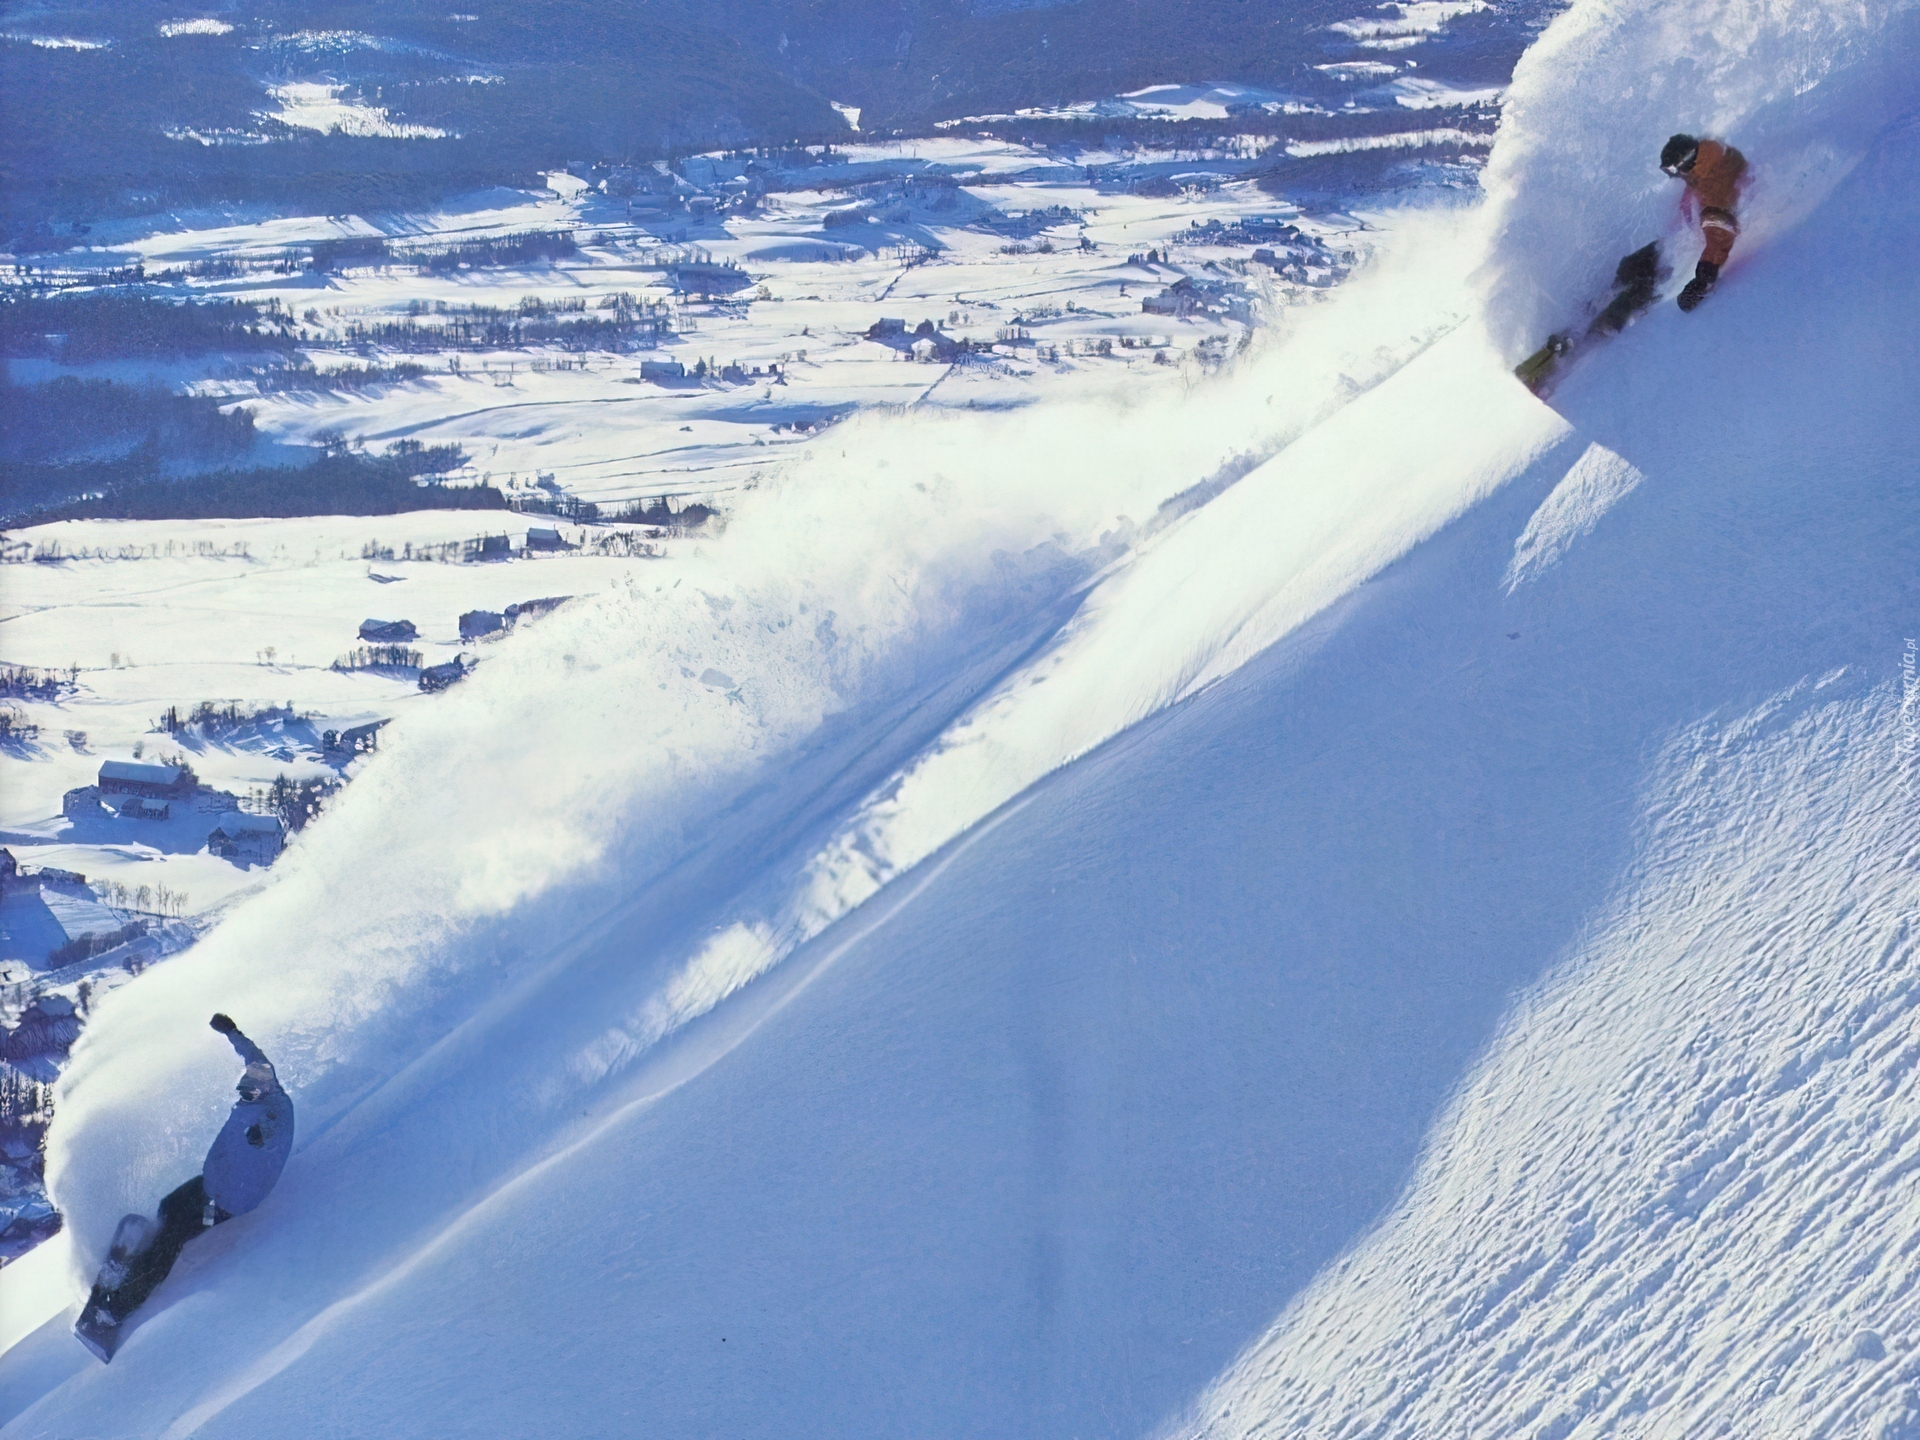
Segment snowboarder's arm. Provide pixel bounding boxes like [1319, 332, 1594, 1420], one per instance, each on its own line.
[210, 1013, 269, 1067]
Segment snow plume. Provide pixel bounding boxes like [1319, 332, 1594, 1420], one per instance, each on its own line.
[1478, 0, 1920, 359]
[39, 203, 1504, 1297]
[540, 206, 1566, 1110]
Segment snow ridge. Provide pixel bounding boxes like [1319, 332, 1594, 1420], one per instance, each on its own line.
[1503, 440, 1643, 591]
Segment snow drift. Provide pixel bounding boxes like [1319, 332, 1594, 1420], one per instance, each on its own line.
[2, 0, 1916, 1428]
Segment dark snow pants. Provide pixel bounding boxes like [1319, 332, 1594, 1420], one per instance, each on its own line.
[91, 1176, 225, 1322]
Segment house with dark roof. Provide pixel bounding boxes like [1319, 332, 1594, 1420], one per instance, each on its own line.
[323, 719, 389, 757]
[208, 812, 285, 864]
[460, 610, 506, 640]
[97, 760, 194, 800]
[420, 656, 470, 692]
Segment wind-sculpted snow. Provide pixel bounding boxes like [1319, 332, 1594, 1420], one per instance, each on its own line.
[1479, 0, 1920, 358]
[1179, 681, 1920, 1438]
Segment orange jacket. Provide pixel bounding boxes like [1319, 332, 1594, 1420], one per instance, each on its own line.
[1683, 139, 1747, 214]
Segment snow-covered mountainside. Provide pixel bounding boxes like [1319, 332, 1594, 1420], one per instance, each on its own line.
[1, 0, 1916, 1432]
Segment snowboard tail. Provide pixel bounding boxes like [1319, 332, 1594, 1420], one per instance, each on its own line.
[72, 1177, 214, 1363]
[73, 1213, 156, 1363]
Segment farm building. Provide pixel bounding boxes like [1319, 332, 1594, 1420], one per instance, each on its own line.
[1142, 280, 1204, 317]
[359, 619, 419, 644]
[323, 719, 389, 757]
[420, 657, 470, 692]
[97, 760, 194, 801]
[207, 812, 285, 864]
[460, 610, 506, 640]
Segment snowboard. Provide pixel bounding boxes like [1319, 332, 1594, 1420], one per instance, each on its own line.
[72, 1212, 155, 1363]
[1514, 242, 1668, 396]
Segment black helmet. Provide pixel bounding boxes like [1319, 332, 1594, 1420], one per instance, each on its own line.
[1660, 134, 1699, 175]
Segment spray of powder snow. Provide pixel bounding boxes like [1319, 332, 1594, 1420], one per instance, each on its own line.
[34, 203, 1487, 1296]
[544, 207, 1569, 1105]
[1479, 0, 1920, 360]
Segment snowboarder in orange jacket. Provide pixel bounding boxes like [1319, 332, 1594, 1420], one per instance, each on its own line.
[1661, 134, 1748, 311]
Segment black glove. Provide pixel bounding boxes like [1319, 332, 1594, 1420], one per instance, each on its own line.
[210, 1013, 237, 1033]
[1677, 260, 1720, 313]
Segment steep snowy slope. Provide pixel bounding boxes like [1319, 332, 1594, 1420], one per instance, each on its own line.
[1171, 134, 1920, 1440]
[3, 0, 1916, 1433]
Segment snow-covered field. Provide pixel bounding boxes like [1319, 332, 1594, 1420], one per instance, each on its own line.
[27, 137, 1361, 507]
[1, 0, 1917, 1431]
[4, 135, 1360, 974]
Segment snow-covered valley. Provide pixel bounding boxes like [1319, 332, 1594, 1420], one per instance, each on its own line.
[2, 0, 1918, 1432]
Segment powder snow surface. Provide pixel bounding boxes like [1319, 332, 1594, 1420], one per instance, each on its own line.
[1, 0, 1917, 1432]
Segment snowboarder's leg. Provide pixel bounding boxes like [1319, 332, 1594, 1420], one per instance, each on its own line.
[1589, 243, 1664, 336]
[1699, 208, 1739, 267]
[73, 1213, 159, 1359]
[74, 1177, 214, 1358]
[1613, 242, 1663, 288]
[1512, 240, 1665, 395]
[1680, 210, 1737, 312]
